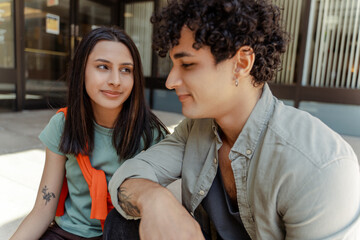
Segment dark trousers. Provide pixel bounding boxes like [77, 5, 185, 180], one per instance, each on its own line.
[40, 221, 102, 240]
[103, 208, 141, 240]
[103, 208, 215, 240]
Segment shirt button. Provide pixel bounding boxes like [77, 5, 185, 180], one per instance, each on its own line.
[199, 190, 205, 196]
[213, 158, 217, 164]
[246, 149, 252, 155]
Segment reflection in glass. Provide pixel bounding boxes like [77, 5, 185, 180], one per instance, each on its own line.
[156, 0, 172, 78]
[124, 1, 153, 77]
[306, 0, 360, 89]
[78, 0, 111, 38]
[24, 0, 70, 102]
[0, 0, 15, 68]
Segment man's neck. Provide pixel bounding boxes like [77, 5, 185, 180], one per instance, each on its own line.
[216, 84, 263, 146]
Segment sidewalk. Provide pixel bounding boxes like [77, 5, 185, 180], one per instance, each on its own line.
[0, 109, 359, 239]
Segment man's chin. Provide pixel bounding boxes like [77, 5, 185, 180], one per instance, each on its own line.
[182, 107, 206, 119]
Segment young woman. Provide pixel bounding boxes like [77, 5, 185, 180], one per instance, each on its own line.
[11, 26, 168, 240]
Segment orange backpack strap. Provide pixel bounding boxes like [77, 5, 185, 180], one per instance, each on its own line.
[54, 107, 114, 230]
[56, 177, 68, 216]
[76, 154, 114, 229]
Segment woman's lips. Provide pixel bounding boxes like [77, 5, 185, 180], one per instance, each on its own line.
[101, 90, 122, 98]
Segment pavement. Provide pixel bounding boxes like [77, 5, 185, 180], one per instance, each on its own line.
[0, 109, 359, 240]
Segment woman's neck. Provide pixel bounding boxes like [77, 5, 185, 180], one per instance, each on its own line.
[92, 107, 122, 129]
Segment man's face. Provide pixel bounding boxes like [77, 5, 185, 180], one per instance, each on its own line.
[166, 26, 238, 119]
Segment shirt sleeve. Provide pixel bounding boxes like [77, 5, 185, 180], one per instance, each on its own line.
[283, 155, 360, 239]
[38, 112, 65, 156]
[109, 118, 193, 219]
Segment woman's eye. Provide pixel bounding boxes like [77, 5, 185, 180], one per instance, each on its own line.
[120, 68, 131, 73]
[97, 65, 108, 70]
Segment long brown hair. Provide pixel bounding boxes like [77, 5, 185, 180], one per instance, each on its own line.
[60, 26, 168, 159]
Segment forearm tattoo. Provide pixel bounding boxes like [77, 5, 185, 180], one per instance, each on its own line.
[117, 187, 140, 217]
[42, 185, 55, 205]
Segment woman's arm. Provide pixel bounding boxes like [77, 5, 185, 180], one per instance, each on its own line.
[10, 148, 66, 240]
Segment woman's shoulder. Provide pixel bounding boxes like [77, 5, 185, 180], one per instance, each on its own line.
[39, 109, 66, 155]
[47, 110, 66, 129]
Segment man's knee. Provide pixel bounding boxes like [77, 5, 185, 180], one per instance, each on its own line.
[103, 208, 140, 240]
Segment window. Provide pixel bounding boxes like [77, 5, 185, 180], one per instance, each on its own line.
[0, 0, 15, 68]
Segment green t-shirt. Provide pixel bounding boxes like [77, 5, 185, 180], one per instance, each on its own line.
[39, 112, 164, 237]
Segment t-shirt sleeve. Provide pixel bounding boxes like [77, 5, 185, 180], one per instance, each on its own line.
[39, 112, 66, 156]
[149, 124, 168, 147]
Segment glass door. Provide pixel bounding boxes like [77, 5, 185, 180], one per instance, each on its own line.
[23, 0, 113, 109]
[78, 0, 112, 36]
[124, 1, 153, 77]
[71, 0, 113, 58]
[0, 0, 16, 111]
[24, 0, 70, 108]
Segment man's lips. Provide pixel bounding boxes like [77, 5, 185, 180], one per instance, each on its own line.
[101, 90, 122, 98]
[177, 93, 192, 102]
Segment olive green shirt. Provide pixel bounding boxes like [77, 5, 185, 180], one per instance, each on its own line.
[109, 84, 360, 239]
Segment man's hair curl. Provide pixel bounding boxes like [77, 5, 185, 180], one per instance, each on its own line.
[151, 0, 289, 84]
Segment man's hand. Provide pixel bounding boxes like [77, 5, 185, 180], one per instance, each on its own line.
[118, 179, 205, 240]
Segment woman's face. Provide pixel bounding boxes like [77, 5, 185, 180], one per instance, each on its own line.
[85, 40, 134, 117]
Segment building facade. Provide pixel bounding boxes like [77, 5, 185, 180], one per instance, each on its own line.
[0, 0, 359, 112]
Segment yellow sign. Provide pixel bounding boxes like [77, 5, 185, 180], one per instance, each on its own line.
[46, 13, 60, 35]
[47, 0, 59, 7]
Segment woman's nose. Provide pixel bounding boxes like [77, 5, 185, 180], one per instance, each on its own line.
[108, 70, 121, 87]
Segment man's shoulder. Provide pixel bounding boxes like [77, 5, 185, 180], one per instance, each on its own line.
[266, 101, 356, 168]
[176, 118, 214, 132]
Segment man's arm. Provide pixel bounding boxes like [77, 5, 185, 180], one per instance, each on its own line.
[109, 119, 193, 219]
[283, 157, 360, 239]
[118, 178, 205, 240]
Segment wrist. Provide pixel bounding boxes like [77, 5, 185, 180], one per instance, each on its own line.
[137, 183, 178, 216]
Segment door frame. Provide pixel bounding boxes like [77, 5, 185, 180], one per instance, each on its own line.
[8, 0, 120, 111]
[0, 0, 25, 111]
[15, 0, 25, 111]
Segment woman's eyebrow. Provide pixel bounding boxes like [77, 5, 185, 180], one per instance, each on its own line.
[94, 58, 111, 63]
[94, 58, 134, 66]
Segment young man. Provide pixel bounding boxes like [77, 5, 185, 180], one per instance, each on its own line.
[105, 0, 360, 239]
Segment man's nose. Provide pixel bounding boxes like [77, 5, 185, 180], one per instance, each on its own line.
[165, 67, 182, 90]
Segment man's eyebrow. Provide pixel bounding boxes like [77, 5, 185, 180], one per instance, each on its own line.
[173, 52, 194, 59]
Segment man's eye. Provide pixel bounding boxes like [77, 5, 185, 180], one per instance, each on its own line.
[182, 63, 193, 68]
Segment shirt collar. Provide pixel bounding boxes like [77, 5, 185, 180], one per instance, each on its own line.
[230, 83, 275, 159]
[211, 120, 222, 143]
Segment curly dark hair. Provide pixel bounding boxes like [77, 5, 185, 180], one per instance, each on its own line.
[151, 0, 289, 84]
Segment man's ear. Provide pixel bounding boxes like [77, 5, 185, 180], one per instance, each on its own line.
[234, 46, 255, 77]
